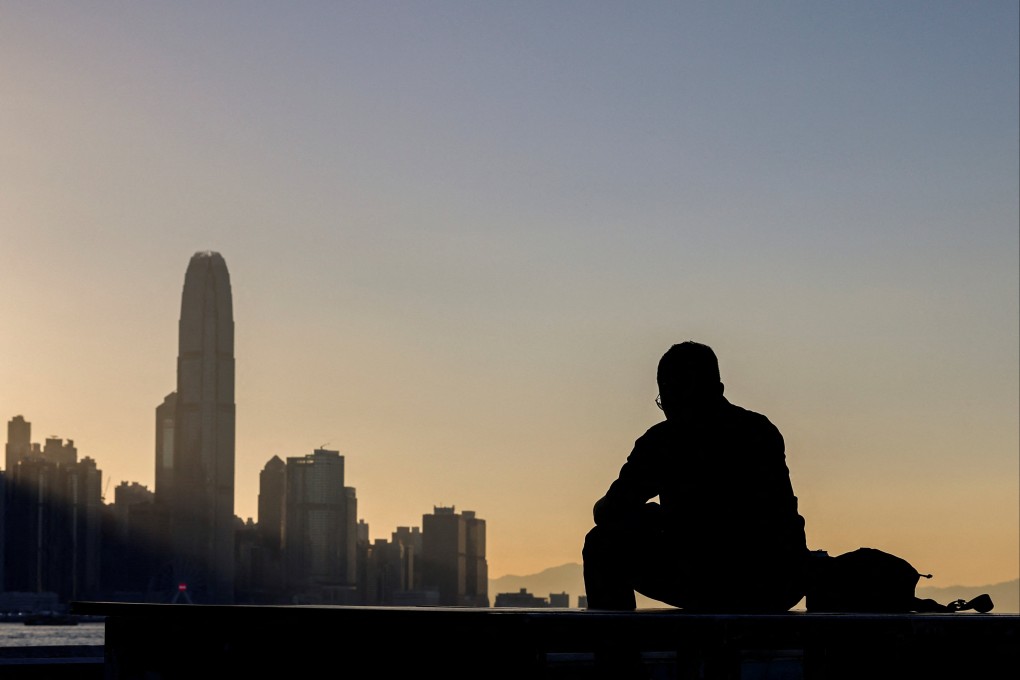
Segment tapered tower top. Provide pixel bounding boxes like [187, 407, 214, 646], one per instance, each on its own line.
[179, 251, 233, 355]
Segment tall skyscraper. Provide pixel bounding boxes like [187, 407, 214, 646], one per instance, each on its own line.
[167, 251, 236, 603]
[283, 449, 358, 603]
[422, 506, 489, 607]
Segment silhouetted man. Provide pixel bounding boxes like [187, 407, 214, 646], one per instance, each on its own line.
[583, 341, 808, 612]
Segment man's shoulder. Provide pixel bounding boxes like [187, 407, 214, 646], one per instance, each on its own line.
[724, 400, 768, 419]
[722, 401, 781, 432]
[632, 420, 676, 449]
[637, 419, 673, 439]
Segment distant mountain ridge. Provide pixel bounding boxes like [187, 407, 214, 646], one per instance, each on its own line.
[489, 562, 1020, 613]
[915, 579, 1019, 612]
[490, 563, 586, 605]
[487, 562, 684, 608]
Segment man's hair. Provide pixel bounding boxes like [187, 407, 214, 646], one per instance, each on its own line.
[657, 341, 721, 390]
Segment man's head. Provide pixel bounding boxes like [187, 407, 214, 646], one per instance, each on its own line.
[656, 341, 725, 419]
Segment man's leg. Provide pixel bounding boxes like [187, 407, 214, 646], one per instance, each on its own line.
[582, 520, 657, 678]
[582, 522, 638, 610]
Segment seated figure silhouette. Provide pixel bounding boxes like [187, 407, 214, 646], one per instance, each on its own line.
[583, 341, 809, 612]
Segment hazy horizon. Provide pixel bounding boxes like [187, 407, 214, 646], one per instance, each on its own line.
[2, 2, 1017, 586]
[489, 562, 1020, 612]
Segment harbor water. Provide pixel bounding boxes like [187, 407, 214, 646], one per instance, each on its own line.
[0, 622, 105, 647]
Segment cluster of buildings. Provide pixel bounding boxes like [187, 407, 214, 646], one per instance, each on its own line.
[493, 589, 584, 608]
[0, 251, 489, 610]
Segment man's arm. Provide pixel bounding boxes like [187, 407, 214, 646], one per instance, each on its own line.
[592, 425, 665, 525]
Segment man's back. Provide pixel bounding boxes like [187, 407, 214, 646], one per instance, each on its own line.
[583, 341, 808, 613]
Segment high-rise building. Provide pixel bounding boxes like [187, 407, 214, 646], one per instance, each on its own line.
[234, 455, 287, 603]
[63, 456, 104, 600]
[165, 251, 236, 603]
[421, 506, 489, 607]
[257, 456, 286, 551]
[359, 524, 433, 606]
[5, 415, 31, 472]
[283, 449, 358, 603]
[2, 415, 32, 588]
[392, 525, 423, 592]
[154, 392, 176, 503]
[100, 481, 161, 597]
[3, 454, 103, 600]
[42, 437, 77, 466]
[463, 510, 489, 607]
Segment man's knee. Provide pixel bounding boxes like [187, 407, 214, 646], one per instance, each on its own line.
[582, 525, 606, 561]
[583, 522, 625, 552]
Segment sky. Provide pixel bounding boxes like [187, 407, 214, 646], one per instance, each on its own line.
[1, 1, 1017, 588]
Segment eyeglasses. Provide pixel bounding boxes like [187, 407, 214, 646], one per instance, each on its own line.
[655, 394, 664, 411]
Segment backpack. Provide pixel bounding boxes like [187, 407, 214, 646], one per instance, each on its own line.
[804, 547, 994, 613]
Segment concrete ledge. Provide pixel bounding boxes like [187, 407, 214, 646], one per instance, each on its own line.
[70, 601, 1019, 679]
[0, 645, 104, 680]
[0, 646, 104, 659]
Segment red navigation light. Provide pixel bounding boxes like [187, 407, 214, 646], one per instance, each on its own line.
[178, 583, 188, 592]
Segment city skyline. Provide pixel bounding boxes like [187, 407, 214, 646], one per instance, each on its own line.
[3, 406, 494, 607]
[1, 2, 1017, 587]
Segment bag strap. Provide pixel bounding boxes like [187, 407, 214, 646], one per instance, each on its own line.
[945, 594, 994, 613]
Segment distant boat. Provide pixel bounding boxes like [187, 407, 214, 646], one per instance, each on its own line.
[23, 613, 79, 626]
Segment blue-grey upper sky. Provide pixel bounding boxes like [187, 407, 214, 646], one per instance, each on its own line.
[2, 1, 1017, 585]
